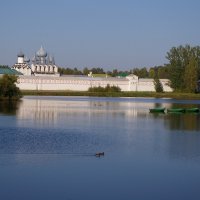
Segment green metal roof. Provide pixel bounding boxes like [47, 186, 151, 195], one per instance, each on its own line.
[0, 66, 22, 75]
[118, 73, 129, 77]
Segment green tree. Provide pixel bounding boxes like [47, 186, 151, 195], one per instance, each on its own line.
[88, 84, 121, 92]
[112, 69, 118, 77]
[132, 67, 148, 78]
[166, 45, 200, 91]
[0, 75, 22, 99]
[83, 67, 89, 75]
[184, 57, 198, 92]
[157, 65, 170, 79]
[105, 84, 121, 92]
[154, 77, 163, 93]
[91, 67, 105, 74]
[139, 67, 148, 78]
[73, 67, 82, 75]
[149, 68, 155, 78]
[166, 46, 185, 90]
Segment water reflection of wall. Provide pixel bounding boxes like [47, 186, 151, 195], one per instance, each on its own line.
[17, 99, 58, 126]
[16, 98, 200, 130]
[16, 98, 154, 127]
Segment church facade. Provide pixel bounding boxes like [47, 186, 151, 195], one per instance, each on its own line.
[12, 46, 59, 76]
[11, 47, 172, 92]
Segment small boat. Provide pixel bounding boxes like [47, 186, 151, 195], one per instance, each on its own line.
[167, 108, 185, 113]
[149, 107, 165, 113]
[185, 108, 200, 113]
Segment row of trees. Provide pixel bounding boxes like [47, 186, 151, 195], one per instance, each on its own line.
[58, 67, 106, 76]
[58, 66, 170, 78]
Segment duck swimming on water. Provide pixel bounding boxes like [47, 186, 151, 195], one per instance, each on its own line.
[95, 152, 105, 157]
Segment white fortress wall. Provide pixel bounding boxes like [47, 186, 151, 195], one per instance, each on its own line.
[137, 79, 155, 92]
[18, 76, 90, 91]
[17, 76, 172, 92]
[137, 79, 172, 92]
[160, 79, 172, 92]
[17, 76, 129, 91]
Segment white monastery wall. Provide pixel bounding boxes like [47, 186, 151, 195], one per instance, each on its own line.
[17, 76, 173, 92]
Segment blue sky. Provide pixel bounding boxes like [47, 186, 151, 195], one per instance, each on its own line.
[0, 0, 200, 70]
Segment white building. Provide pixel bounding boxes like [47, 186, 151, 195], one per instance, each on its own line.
[12, 47, 172, 92]
[31, 46, 59, 76]
[12, 46, 59, 77]
[12, 51, 32, 76]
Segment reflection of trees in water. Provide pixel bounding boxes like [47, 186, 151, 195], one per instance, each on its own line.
[0, 100, 21, 115]
[163, 104, 200, 160]
[154, 102, 162, 108]
[164, 113, 200, 131]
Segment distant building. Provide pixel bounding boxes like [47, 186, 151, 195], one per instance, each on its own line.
[12, 46, 59, 77]
[12, 51, 32, 76]
[31, 46, 59, 76]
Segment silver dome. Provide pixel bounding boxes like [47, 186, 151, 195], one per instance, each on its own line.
[17, 51, 24, 57]
[36, 46, 47, 57]
[24, 56, 30, 63]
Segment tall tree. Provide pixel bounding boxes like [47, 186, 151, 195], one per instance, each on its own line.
[166, 45, 200, 91]
[154, 77, 163, 93]
[149, 68, 155, 78]
[166, 46, 185, 90]
[153, 70, 163, 93]
[184, 57, 198, 92]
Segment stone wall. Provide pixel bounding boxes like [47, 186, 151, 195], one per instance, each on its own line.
[17, 75, 172, 92]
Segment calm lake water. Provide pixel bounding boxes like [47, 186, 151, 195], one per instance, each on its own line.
[0, 96, 200, 200]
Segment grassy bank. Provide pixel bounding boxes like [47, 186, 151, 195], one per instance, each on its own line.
[21, 90, 200, 100]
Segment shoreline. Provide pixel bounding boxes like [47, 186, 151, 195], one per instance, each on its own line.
[20, 90, 200, 100]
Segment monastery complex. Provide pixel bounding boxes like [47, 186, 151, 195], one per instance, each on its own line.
[6, 47, 172, 92]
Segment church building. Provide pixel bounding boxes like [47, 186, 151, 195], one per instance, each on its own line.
[12, 46, 59, 77]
